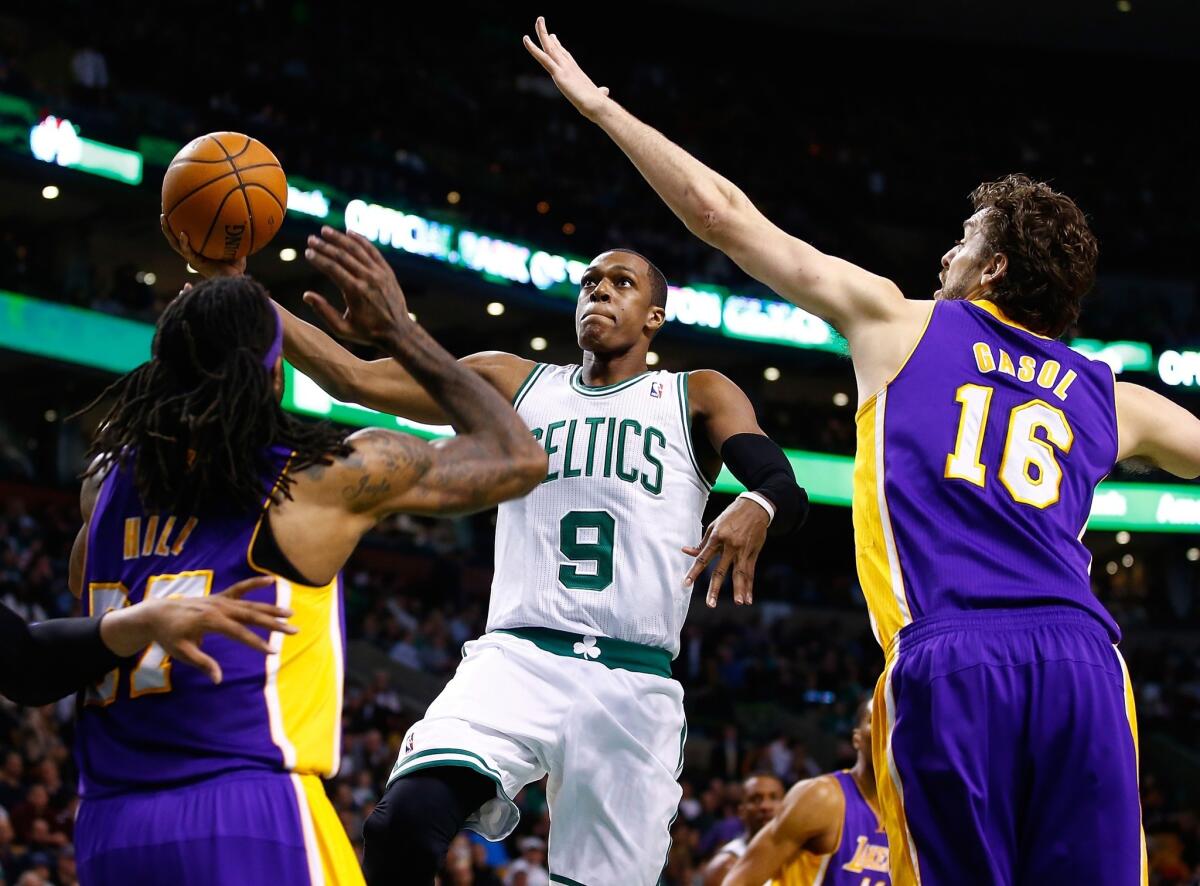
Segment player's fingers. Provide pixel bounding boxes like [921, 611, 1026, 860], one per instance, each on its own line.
[345, 230, 389, 273]
[683, 532, 718, 589]
[307, 233, 372, 283]
[303, 292, 357, 338]
[304, 246, 360, 296]
[209, 615, 273, 654]
[215, 576, 275, 600]
[174, 641, 222, 684]
[235, 599, 296, 622]
[536, 16, 552, 50]
[681, 545, 702, 557]
[732, 548, 758, 606]
[599, 86, 610, 96]
[323, 226, 377, 271]
[159, 215, 181, 254]
[523, 34, 552, 68]
[222, 601, 298, 635]
[705, 549, 730, 608]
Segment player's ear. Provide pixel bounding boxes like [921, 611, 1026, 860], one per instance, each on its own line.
[645, 305, 666, 333]
[981, 252, 1008, 289]
[272, 357, 285, 401]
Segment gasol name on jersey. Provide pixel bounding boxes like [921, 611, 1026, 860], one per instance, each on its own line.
[530, 416, 669, 494]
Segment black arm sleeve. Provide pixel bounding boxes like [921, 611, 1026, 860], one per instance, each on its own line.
[0, 603, 123, 706]
[720, 433, 810, 535]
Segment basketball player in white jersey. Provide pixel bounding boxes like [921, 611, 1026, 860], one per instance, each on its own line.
[280, 236, 808, 884]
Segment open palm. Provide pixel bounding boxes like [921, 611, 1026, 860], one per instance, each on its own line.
[523, 16, 611, 120]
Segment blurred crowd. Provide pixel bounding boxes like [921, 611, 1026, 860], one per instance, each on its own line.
[2, 490, 1200, 884]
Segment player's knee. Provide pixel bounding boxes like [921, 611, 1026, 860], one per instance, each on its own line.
[363, 784, 443, 866]
[363, 772, 485, 884]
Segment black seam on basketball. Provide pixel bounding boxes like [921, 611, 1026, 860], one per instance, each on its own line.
[243, 181, 287, 215]
[198, 187, 240, 258]
[163, 163, 281, 216]
[207, 133, 253, 162]
[215, 140, 256, 255]
[242, 185, 256, 254]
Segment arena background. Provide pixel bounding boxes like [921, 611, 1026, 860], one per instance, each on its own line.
[1, 1, 1198, 883]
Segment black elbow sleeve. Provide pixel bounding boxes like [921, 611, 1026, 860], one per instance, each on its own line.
[720, 433, 809, 535]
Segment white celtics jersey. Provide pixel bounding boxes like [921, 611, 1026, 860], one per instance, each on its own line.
[489, 364, 712, 657]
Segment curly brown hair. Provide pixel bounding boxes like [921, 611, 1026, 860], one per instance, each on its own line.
[970, 174, 1098, 338]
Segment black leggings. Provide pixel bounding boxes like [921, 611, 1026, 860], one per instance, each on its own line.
[362, 767, 496, 885]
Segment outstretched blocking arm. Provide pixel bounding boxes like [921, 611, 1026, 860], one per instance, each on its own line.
[523, 18, 906, 340]
[724, 776, 843, 886]
[1115, 382, 1200, 478]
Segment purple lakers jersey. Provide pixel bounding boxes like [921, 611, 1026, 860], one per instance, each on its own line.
[78, 446, 346, 797]
[772, 770, 890, 886]
[853, 299, 1119, 650]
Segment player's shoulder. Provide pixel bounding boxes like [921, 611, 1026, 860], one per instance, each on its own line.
[782, 772, 844, 815]
[461, 350, 538, 398]
[683, 368, 751, 414]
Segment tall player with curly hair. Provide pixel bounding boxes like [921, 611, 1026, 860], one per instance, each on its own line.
[527, 16, 1200, 885]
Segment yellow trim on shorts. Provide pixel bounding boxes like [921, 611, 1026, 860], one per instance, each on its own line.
[1115, 649, 1149, 886]
[873, 656, 921, 886]
[292, 773, 364, 886]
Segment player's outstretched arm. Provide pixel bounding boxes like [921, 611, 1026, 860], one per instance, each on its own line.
[280, 299, 531, 425]
[1, 578, 294, 705]
[723, 776, 843, 886]
[684, 371, 808, 607]
[301, 227, 547, 521]
[523, 17, 905, 340]
[1115, 382, 1200, 478]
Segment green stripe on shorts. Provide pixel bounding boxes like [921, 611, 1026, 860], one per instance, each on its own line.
[495, 627, 673, 678]
[549, 876, 590, 886]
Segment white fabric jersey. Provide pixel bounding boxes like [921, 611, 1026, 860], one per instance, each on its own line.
[489, 364, 712, 656]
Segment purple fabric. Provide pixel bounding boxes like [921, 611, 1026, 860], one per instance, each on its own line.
[888, 607, 1141, 885]
[882, 299, 1120, 641]
[826, 770, 890, 884]
[262, 304, 283, 369]
[78, 445, 302, 796]
[75, 771, 312, 886]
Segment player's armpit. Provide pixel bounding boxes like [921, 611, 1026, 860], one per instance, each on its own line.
[330, 427, 545, 521]
[1115, 382, 1200, 479]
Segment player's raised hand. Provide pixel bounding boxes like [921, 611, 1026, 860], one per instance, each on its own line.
[304, 226, 414, 346]
[523, 16, 612, 120]
[160, 215, 246, 279]
[99, 577, 298, 685]
[683, 497, 770, 608]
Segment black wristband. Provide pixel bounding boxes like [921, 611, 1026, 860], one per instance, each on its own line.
[720, 433, 809, 535]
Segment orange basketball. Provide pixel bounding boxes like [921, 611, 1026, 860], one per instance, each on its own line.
[161, 132, 287, 261]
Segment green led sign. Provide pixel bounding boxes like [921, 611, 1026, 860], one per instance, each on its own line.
[29, 116, 142, 186]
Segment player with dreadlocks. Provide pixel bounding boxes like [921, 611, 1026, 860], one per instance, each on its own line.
[67, 226, 547, 886]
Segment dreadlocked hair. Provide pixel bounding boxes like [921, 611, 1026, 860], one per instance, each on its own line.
[79, 276, 351, 514]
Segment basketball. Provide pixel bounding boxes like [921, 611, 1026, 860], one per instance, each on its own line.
[161, 132, 287, 262]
